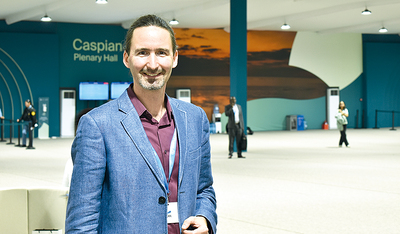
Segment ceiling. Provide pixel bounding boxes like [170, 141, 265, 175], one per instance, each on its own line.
[1, 0, 400, 34]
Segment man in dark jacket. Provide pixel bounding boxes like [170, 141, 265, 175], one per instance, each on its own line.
[225, 96, 245, 159]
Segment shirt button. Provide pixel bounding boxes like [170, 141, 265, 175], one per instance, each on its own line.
[164, 150, 167, 154]
[158, 196, 166, 204]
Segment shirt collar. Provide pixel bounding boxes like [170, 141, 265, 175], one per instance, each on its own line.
[127, 83, 173, 125]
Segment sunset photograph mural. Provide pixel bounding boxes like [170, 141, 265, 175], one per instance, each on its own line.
[166, 28, 328, 120]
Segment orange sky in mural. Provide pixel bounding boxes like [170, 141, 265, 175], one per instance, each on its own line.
[175, 28, 230, 59]
[247, 31, 296, 52]
[174, 28, 296, 59]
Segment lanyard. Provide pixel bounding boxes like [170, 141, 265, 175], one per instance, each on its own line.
[153, 128, 177, 195]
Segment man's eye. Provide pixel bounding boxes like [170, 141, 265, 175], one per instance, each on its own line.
[137, 51, 148, 56]
[158, 51, 168, 56]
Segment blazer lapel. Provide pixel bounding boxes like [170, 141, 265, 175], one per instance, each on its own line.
[118, 92, 167, 192]
[169, 98, 187, 188]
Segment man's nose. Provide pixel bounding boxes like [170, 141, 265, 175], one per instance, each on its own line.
[146, 53, 158, 70]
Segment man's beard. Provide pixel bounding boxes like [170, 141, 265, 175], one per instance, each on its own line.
[137, 67, 170, 90]
[138, 77, 165, 90]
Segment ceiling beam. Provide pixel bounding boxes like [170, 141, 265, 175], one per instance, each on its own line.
[6, 6, 44, 25]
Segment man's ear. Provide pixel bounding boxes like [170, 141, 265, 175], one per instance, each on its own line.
[123, 51, 130, 68]
[172, 50, 178, 68]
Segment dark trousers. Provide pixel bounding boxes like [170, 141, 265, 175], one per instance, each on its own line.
[21, 123, 29, 145]
[339, 124, 349, 146]
[228, 125, 243, 156]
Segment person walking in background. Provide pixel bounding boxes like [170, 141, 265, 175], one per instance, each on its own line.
[336, 100, 350, 147]
[225, 96, 245, 159]
[16, 99, 37, 147]
[65, 14, 217, 233]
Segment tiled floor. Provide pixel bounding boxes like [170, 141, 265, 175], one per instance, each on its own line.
[1, 128, 399, 233]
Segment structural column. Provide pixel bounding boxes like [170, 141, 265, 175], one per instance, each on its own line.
[230, 0, 247, 130]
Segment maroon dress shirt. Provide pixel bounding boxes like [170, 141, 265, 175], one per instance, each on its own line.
[127, 85, 180, 233]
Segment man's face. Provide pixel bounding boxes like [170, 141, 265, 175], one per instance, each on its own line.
[123, 26, 178, 91]
[25, 101, 30, 108]
[230, 97, 236, 105]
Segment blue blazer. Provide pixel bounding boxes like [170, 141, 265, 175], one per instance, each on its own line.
[66, 91, 217, 233]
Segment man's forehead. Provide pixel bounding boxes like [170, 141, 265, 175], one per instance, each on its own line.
[132, 26, 172, 47]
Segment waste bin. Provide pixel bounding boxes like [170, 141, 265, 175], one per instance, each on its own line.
[286, 115, 297, 131]
[297, 115, 305, 131]
[209, 122, 216, 134]
[212, 104, 221, 133]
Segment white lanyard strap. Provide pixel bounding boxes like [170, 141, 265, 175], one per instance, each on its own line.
[154, 128, 177, 194]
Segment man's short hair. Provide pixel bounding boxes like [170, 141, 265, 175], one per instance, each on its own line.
[124, 14, 177, 55]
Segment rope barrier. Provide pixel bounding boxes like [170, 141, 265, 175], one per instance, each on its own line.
[0, 118, 5, 142]
[0, 120, 34, 148]
[374, 110, 400, 130]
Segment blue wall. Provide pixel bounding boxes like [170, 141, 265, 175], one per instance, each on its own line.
[0, 31, 59, 137]
[246, 97, 325, 131]
[56, 23, 129, 114]
[340, 74, 364, 128]
[363, 34, 400, 128]
[1, 21, 129, 137]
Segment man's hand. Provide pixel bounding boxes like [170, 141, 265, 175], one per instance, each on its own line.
[182, 216, 209, 234]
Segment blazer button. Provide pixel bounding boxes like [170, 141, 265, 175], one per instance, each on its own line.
[158, 196, 166, 204]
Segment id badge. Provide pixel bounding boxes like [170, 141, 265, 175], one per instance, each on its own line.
[167, 202, 179, 224]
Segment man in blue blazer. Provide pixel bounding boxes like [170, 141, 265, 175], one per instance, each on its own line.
[66, 15, 217, 233]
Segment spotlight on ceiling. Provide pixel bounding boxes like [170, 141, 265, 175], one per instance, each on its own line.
[96, 0, 108, 4]
[169, 19, 179, 25]
[41, 15, 52, 22]
[281, 23, 291, 30]
[379, 27, 388, 33]
[361, 8, 372, 15]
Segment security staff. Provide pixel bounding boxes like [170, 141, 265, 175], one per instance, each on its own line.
[17, 99, 37, 147]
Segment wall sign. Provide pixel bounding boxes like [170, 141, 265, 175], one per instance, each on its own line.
[72, 38, 123, 63]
